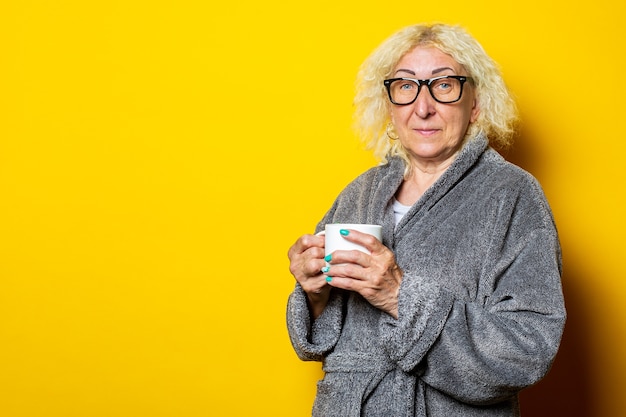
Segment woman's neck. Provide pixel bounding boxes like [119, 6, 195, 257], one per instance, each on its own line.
[395, 155, 457, 206]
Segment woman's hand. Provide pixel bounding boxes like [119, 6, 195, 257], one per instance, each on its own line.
[288, 233, 329, 319]
[324, 229, 403, 319]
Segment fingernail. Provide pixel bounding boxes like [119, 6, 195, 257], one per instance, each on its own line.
[324, 254, 332, 262]
[340, 229, 349, 236]
[321, 266, 330, 273]
[325, 276, 332, 282]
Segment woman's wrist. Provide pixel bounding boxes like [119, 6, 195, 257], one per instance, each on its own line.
[306, 289, 330, 320]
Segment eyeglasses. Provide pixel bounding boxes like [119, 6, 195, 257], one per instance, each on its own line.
[383, 75, 472, 105]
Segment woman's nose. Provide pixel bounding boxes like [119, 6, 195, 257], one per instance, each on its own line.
[413, 87, 436, 118]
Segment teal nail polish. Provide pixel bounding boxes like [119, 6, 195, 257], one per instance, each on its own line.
[340, 229, 350, 236]
[324, 254, 332, 262]
[322, 266, 330, 273]
[326, 276, 332, 282]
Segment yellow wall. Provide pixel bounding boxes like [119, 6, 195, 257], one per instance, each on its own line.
[1, 1, 624, 416]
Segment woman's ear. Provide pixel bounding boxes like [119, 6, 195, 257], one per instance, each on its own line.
[470, 97, 480, 123]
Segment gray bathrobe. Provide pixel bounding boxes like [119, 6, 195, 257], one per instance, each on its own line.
[286, 134, 566, 416]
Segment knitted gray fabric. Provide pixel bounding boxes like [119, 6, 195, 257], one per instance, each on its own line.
[286, 134, 565, 416]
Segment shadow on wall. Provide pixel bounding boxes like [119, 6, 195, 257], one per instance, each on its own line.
[501, 133, 595, 416]
[519, 265, 594, 416]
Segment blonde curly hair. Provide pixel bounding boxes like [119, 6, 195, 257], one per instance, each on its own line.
[353, 23, 518, 171]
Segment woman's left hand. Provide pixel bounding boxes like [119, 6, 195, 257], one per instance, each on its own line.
[324, 229, 403, 319]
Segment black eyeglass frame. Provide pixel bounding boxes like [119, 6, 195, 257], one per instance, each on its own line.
[383, 75, 472, 105]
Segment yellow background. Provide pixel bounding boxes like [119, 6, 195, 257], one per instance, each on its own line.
[1, 1, 624, 416]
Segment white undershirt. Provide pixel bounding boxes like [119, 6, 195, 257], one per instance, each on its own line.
[392, 198, 412, 225]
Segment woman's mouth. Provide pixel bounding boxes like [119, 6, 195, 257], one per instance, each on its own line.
[414, 128, 439, 137]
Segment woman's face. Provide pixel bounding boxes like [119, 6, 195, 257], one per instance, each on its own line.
[389, 46, 479, 166]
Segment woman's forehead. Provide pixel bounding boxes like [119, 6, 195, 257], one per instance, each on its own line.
[394, 47, 461, 73]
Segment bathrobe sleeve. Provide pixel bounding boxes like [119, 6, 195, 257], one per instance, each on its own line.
[286, 285, 345, 362]
[379, 175, 566, 405]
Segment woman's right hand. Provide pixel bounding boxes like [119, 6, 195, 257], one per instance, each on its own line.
[288, 233, 329, 319]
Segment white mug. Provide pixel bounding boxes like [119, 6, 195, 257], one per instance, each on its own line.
[317, 223, 382, 256]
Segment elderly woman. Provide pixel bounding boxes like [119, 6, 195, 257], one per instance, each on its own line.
[286, 23, 565, 416]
